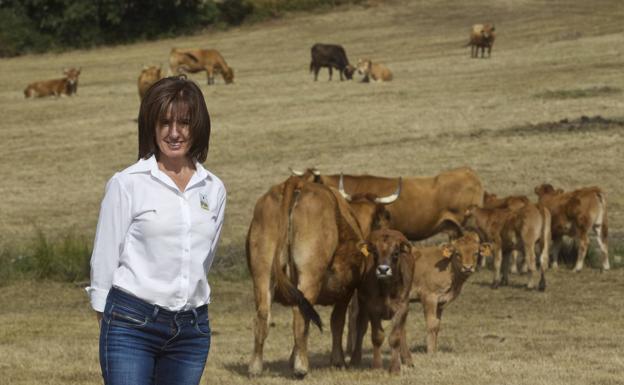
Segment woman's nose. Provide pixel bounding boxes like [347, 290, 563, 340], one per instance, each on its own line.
[168, 122, 181, 138]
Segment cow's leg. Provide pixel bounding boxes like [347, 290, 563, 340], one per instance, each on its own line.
[329, 297, 349, 368]
[339, 67, 344, 81]
[510, 250, 519, 274]
[370, 315, 384, 369]
[574, 231, 590, 272]
[313, 66, 320, 81]
[524, 241, 538, 290]
[206, 67, 215, 85]
[500, 249, 510, 287]
[424, 298, 441, 354]
[291, 307, 311, 378]
[492, 244, 503, 288]
[399, 324, 413, 367]
[594, 222, 610, 271]
[345, 294, 360, 357]
[249, 278, 272, 376]
[328, 67, 333, 81]
[550, 236, 563, 269]
[388, 304, 410, 374]
[350, 296, 368, 367]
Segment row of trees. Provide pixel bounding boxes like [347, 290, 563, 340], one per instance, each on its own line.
[0, 0, 364, 57]
[0, 0, 254, 57]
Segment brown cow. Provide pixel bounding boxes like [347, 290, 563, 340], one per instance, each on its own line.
[137, 65, 162, 100]
[350, 229, 414, 374]
[24, 67, 81, 98]
[483, 191, 531, 272]
[534, 184, 609, 271]
[247, 176, 400, 377]
[169, 48, 234, 85]
[468, 24, 496, 58]
[291, 167, 484, 241]
[410, 231, 490, 353]
[356, 58, 393, 82]
[463, 203, 551, 290]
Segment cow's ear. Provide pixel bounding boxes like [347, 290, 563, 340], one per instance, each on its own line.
[400, 241, 412, 254]
[441, 244, 457, 258]
[358, 241, 371, 258]
[479, 243, 493, 258]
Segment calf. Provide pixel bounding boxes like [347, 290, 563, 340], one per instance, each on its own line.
[464, 204, 550, 290]
[410, 232, 489, 353]
[24, 68, 81, 98]
[137, 65, 162, 100]
[351, 229, 414, 374]
[468, 23, 496, 58]
[535, 184, 609, 271]
[356, 58, 393, 82]
[310, 43, 355, 81]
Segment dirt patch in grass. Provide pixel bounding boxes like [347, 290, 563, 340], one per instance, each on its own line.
[534, 86, 621, 100]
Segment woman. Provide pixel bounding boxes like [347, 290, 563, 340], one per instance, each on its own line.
[86, 76, 226, 385]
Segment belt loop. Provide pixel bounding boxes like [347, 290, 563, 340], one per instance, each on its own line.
[151, 306, 159, 321]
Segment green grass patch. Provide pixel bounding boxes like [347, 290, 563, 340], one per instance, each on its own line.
[535, 86, 621, 100]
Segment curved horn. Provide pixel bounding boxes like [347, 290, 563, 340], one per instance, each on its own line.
[375, 177, 402, 204]
[338, 173, 352, 202]
[289, 167, 305, 176]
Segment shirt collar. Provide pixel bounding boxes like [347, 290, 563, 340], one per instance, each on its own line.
[130, 155, 210, 192]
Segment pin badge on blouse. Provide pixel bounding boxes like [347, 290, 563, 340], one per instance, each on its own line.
[200, 193, 210, 211]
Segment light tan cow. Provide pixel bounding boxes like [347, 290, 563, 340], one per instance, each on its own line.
[24, 68, 81, 98]
[247, 176, 400, 377]
[468, 23, 496, 58]
[410, 231, 491, 353]
[356, 58, 393, 82]
[464, 203, 551, 290]
[535, 184, 609, 271]
[137, 65, 163, 100]
[169, 48, 234, 85]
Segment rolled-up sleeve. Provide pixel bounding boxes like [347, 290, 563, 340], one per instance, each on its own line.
[86, 174, 132, 312]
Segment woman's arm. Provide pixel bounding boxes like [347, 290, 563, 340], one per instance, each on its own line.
[86, 175, 132, 312]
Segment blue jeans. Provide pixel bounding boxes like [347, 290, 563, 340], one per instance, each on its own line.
[99, 288, 211, 385]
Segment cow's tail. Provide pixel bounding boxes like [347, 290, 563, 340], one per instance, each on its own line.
[272, 177, 322, 331]
[537, 204, 551, 291]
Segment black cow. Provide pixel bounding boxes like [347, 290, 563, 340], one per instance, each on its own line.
[310, 43, 355, 81]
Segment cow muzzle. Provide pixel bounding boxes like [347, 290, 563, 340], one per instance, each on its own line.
[461, 265, 475, 274]
[376, 265, 393, 279]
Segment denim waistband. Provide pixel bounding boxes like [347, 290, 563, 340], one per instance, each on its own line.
[107, 287, 208, 320]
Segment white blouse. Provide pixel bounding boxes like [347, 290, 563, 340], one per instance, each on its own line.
[86, 155, 226, 312]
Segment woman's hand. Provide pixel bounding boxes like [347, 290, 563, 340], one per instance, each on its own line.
[96, 312, 103, 327]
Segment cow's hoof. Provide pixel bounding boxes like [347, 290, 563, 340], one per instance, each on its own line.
[293, 368, 308, 379]
[500, 278, 509, 286]
[248, 360, 263, 377]
[491, 282, 499, 289]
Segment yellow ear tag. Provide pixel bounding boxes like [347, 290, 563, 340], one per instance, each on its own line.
[442, 247, 453, 258]
[360, 246, 370, 257]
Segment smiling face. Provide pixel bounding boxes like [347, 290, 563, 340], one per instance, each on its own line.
[155, 103, 192, 162]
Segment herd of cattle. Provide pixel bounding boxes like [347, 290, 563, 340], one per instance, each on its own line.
[22, 23, 496, 98]
[246, 167, 609, 377]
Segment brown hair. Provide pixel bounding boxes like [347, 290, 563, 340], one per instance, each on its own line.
[138, 76, 211, 162]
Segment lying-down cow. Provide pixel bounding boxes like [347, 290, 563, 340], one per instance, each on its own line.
[356, 58, 393, 82]
[351, 229, 415, 374]
[24, 68, 81, 98]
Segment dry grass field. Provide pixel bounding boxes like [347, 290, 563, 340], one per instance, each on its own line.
[1, 0, 624, 383]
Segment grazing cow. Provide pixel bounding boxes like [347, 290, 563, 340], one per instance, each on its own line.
[310, 43, 355, 81]
[137, 65, 162, 101]
[247, 176, 401, 377]
[463, 203, 551, 290]
[291, 167, 485, 241]
[468, 23, 496, 58]
[351, 229, 414, 374]
[24, 67, 81, 98]
[534, 184, 609, 271]
[409, 231, 490, 353]
[169, 48, 234, 85]
[356, 58, 393, 82]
